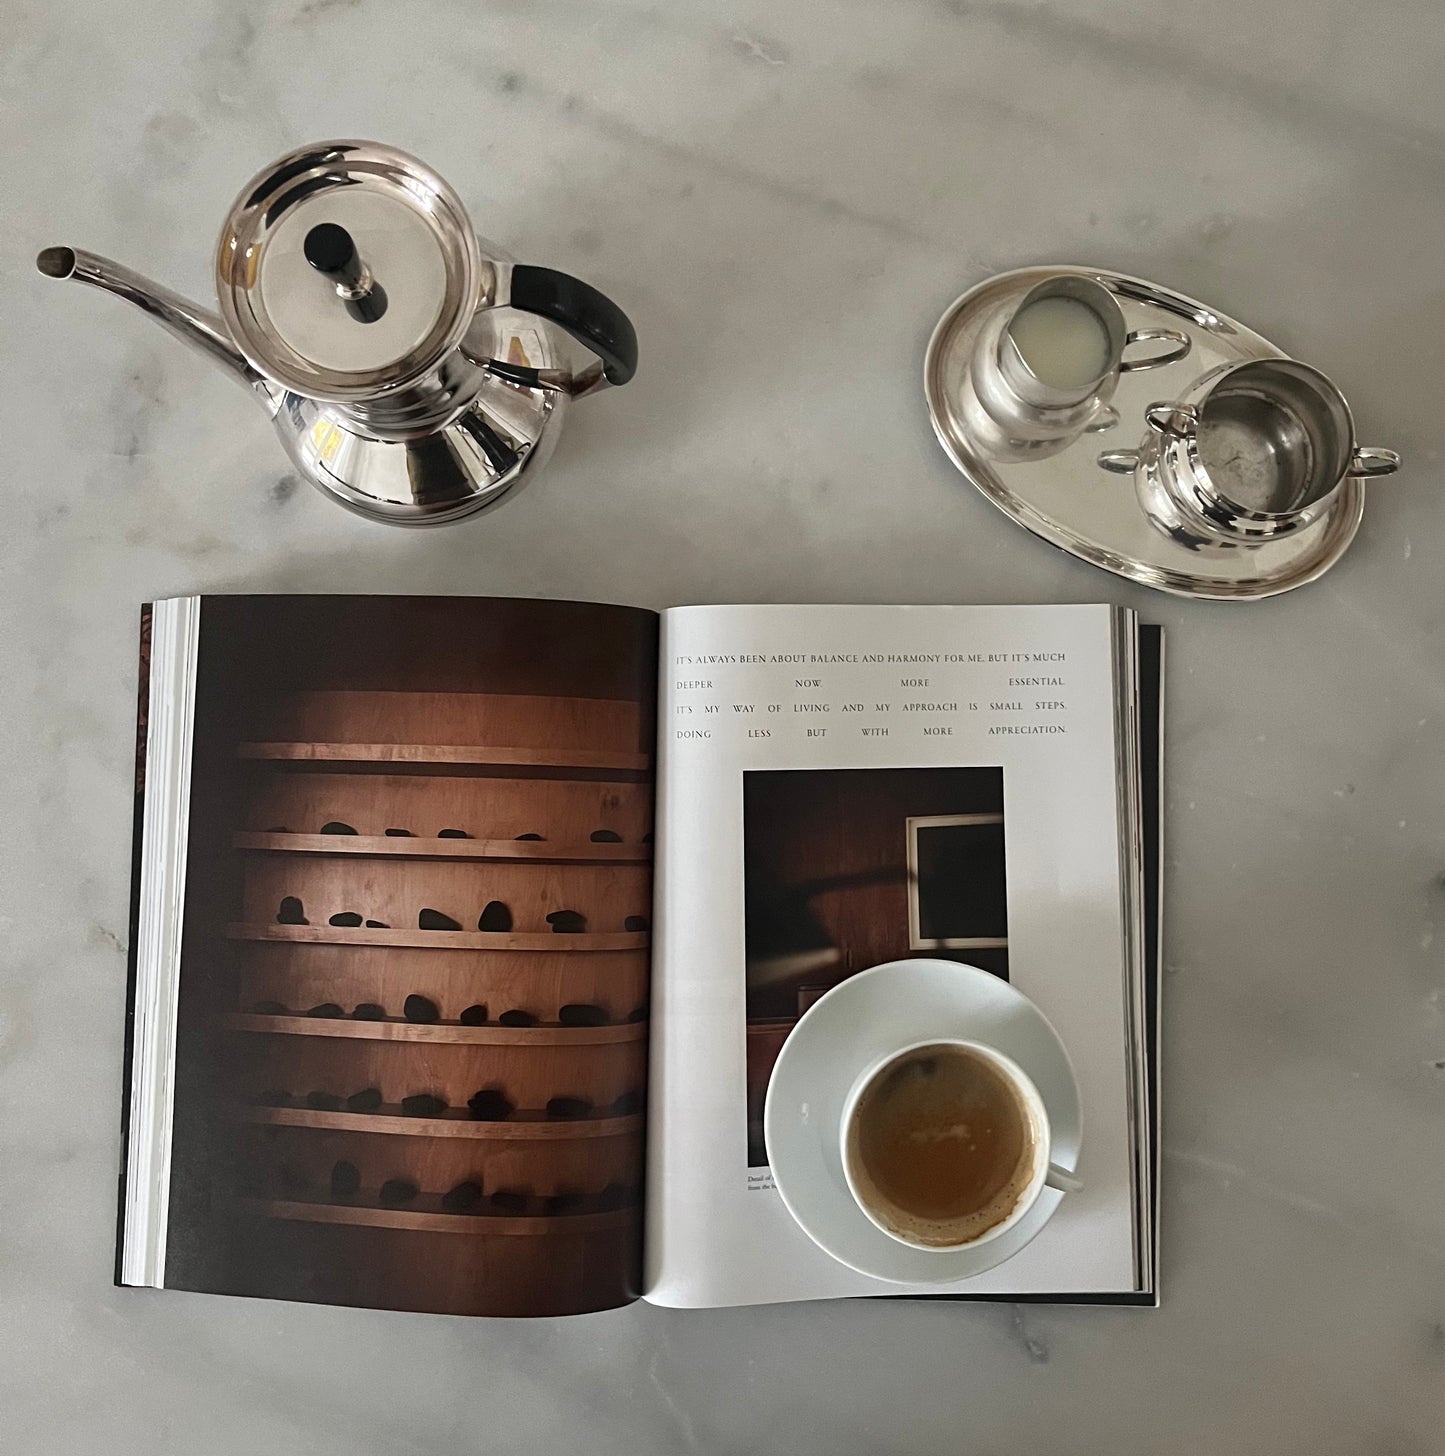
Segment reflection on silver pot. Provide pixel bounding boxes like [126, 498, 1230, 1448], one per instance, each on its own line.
[1099, 358, 1400, 545]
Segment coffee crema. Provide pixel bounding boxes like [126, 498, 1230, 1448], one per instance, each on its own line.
[848, 1044, 1037, 1247]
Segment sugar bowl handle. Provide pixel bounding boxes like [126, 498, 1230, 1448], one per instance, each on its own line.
[1096, 448, 1141, 474]
[1145, 401, 1200, 437]
[1119, 328, 1192, 373]
[1348, 446, 1401, 478]
[509, 264, 638, 388]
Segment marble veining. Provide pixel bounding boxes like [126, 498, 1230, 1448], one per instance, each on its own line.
[2, 0, 1443, 1451]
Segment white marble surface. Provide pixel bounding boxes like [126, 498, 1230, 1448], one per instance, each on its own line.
[3, 0, 1444, 1449]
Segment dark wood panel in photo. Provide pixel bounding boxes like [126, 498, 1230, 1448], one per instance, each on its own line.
[235, 833, 650, 863]
[253, 691, 650, 756]
[229, 925, 647, 952]
[237, 1120, 644, 1198]
[234, 942, 650, 1025]
[745, 1021, 795, 1168]
[202, 596, 657, 710]
[743, 765, 1008, 1016]
[244, 1200, 635, 1236]
[240, 857, 651, 935]
[229, 1218, 640, 1317]
[239, 771, 653, 844]
[224, 1012, 646, 1046]
[239, 1106, 643, 1141]
[232, 1034, 646, 1110]
[240, 743, 649, 774]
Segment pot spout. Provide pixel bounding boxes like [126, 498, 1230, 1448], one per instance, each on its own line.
[37, 246, 274, 402]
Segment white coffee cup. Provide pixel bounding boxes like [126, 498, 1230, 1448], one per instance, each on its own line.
[839, 1038, 1082, 1253]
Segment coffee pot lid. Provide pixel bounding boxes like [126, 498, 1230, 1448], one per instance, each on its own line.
[216, 140, 482, 402]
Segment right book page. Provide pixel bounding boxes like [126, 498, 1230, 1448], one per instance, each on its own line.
[645, 603, 1143, 1308]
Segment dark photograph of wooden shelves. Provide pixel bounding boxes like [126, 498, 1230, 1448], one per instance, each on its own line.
[161, 596, 656, 1316]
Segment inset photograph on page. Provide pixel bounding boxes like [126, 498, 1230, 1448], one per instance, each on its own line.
[130, 596, 657, 1316]
[742, 766, 1008, 1166]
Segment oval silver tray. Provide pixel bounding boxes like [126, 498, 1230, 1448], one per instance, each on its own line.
[924, 265, 1364, 600]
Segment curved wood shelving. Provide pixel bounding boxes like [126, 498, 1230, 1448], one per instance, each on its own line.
[243, 1197, 635, 1236]
[224, 1012, 647, 1046]
[236, 1104, 644, 1140]
[226, 924, 648, 952]
[233, 831, 651, 863]
[239, 742, 650, 773]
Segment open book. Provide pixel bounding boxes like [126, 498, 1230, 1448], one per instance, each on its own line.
[122, 596, 1161, 1317]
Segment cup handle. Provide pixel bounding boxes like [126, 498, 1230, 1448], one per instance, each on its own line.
[1096, 448, 1140, 474]
[1145, 401, 1200, 437]
[1347, 446, 1401, 478]
[1119, 327, 1192, 373]
[1046, 1163, 1083, 1194]
[1084, 404, 1120, 435]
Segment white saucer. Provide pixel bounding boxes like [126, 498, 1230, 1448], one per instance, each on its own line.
[763, 958, 1082, 1286]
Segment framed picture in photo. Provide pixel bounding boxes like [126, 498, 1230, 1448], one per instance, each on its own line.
[905, 812, 1009, 951]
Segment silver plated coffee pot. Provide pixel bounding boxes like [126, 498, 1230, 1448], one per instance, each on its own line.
[38, 140, 638, 524]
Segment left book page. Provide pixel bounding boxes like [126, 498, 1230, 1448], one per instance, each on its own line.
[121, 595, 658, 1318]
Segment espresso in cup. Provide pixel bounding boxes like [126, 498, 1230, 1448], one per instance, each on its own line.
[848, 1043, 1035, 1246]
[841, 1038, 1081, 1252]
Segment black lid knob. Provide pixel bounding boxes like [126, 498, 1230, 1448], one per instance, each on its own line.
[302, 223, 387, 323]
[304, 223, 357, 278]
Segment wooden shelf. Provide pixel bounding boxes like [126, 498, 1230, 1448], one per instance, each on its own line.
[226, 924, 648, 952]
[242, 1197, 635, 1236]
[236, 1104, 644, 1141]
[232, 831, 651, 863]
[225, 1012, 647, 1046]
[239, 742, 650, 773]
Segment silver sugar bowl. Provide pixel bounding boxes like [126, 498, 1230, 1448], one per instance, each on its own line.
[1099, 358, 1400, 545]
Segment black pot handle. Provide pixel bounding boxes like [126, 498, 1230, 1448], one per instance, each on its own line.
[509, 264, 638, 387]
